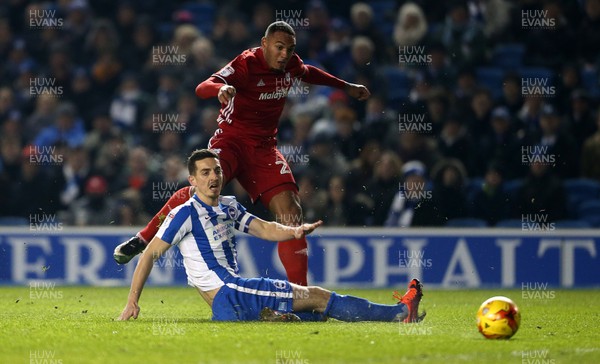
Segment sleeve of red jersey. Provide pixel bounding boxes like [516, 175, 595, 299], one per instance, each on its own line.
[301, 64, 347, 89]
[195, 56, 249, 99]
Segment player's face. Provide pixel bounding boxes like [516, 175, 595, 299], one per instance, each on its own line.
[189, 158, 223, 205]
[262, 31, 296, 72]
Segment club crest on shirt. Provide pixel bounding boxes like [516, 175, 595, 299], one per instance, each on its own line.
[227, 205, 239, 220]
[273, 280, 287, 290]
[218, 66, 235, 77]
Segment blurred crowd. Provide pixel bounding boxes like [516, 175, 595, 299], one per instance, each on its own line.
[1, 0, 600, 228]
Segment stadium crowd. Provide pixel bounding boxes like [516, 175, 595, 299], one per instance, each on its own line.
[1, 0, 600, 228]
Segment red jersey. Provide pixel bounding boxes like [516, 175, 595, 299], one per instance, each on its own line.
[206, 47, 307, 140]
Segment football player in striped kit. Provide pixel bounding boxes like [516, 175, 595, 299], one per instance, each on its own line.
[118, 150, 424, 322]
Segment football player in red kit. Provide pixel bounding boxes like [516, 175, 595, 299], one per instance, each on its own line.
[114, 21, 370, 286]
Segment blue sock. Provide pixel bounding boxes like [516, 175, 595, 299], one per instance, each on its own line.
[294, 311, 327, 322]
[323, 292, 407, 322]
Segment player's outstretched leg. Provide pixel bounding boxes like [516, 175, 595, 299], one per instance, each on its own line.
[113, 186, 193, 264]
[292, 279, 425, 322]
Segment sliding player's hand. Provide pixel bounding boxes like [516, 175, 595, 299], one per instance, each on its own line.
[218, 85, 236, 105]
[293, 220, 324, 239]
[118, 301, 140, 321]
[345, 83, 370, 101]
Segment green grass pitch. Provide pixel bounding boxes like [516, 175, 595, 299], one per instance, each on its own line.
[1, 286, 599, 363]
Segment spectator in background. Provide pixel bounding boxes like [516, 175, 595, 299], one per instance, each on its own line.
[422, 87, 450, 136]
[90, 48, 123, 98]
[83, 110, 117, 163]
[5, 145, 61, 218]
[453, 68, 478, 115]
[0, 86, 17, 122]
[0, 137, 23, 191]
[437, 112, 473, 171]
[121, 16, 156, 72]
[466, 88, 494, 140]
[475, 106, 523, 179]
[119, 146, 161, 216]
[63, 0, 92, 65]
[45, 43, 72, 98]
[34, 102, 85, 148]
[385, 160, 440, 227]
[318, 18, 352, 76]
[473, 0, 512, 42]
[114, 190, 150, 226]
[498, 72, 523, 115]
[306, 132, 349, 189]
[517, 96, 544, 138]
[155, 71, 180, 112]
[84, 19, 120, 65]
[110, 73, 150, 134]
[577, 0, 600, 65]
[393, 2, 428, 49]
[296, 172, 327, 223]
[114, 2, 137, 50]
[523, 0, 575, 69]
[193, 106, 220, 153]
[172, 23, 203, 61]
[301, 0, 330, 59]
[350, 3, 387, 63]
[555, 64, 582, 114]
[363, 95, 396, 140]
[576, 0, 600, 67]
[332, 106, 363, 161]
[419, 42, 456, 89]
[172, 93, 202, 150]
[430, 158, 469, 224]
[214, 15, 252, 60]
[581, 109, 600, 181]
[2, 110, 23, 146]
[56, 146, 91, 210]
[341, 36, 384, 101]
[70, 67, 98, 128]
[186, 36, 223, 88]
[394, 132, 441, 171]
[528, 105, 578, 179]
[434, 1, 487, 68]
[320, 174, 368, 226]
[514, 161, 568, 223]
[565, 89, 597, 149]
[64, 175, 118, 226]
[94, 134, 128, 193]
[471, 162, 511, 226]
[250, 2, 273, 40]
[364, 150, 403, 225]
[345, 138, 382, 197]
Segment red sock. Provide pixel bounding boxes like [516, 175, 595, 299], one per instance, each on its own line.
[138, 186, 192, 244]
[277, 237, 308, 286]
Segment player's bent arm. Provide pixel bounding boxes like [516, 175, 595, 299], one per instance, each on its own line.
[247, 217, 323, 241]
[301, 65, 370, 100]
[118, 237, 171, 321]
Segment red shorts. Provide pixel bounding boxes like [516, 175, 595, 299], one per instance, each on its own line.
[208, 134, 297, 204]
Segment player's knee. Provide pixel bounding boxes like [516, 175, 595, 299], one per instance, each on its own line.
[307, 286, 331, 311]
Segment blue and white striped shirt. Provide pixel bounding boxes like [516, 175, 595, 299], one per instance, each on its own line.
[156, 194, 255, 291]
